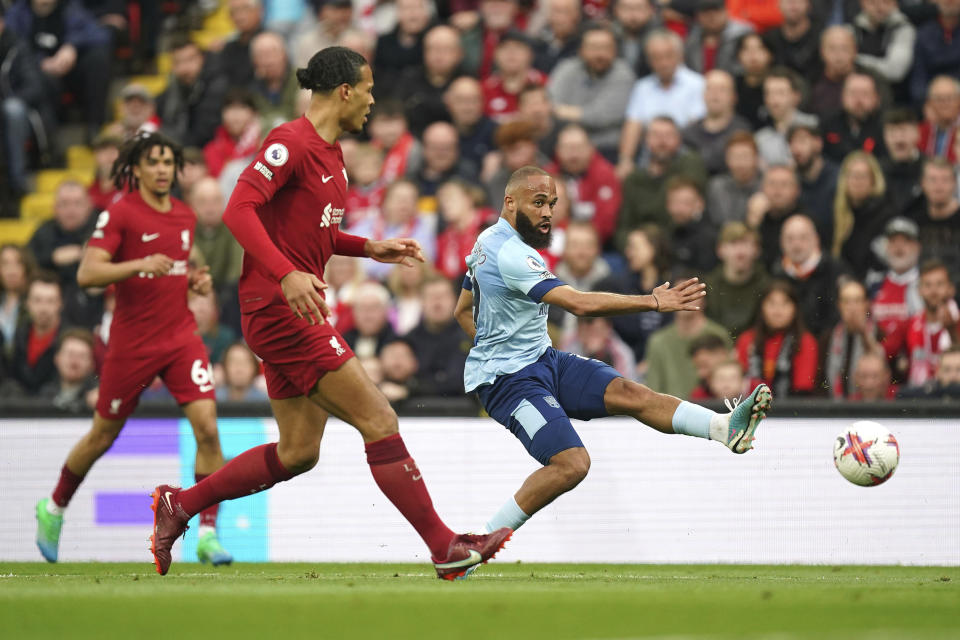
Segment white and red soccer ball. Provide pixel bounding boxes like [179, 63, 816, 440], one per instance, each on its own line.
[833, 421, 900, 487]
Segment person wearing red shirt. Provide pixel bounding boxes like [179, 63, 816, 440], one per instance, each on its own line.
[869, 217, 923, 339]
[202, 89, 263, 179]
[9, 273, 62, 394]
[368, 99, 419, 183]
[902, 259, 960, 388]
[917, 75, 959, 163]
[149, 48, 511, 580]
[87, 135, 122, 211]
[736, 279, 819, 397]
[343, 141, 386, 228]
[728, 0, 783, 33]
[35, 132, 232, 567]
[435, 179, 492, 280]
[546, 123, 622, 248]
[482, 31, 546, 123]
[687, 334, 733, 401]
[471, 0, 519, 80]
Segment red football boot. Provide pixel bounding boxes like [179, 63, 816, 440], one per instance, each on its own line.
[433, 527, 512, 581]
[149, 484, 190, 575]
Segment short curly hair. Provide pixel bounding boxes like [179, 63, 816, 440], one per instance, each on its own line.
[296, 46, 368, 93]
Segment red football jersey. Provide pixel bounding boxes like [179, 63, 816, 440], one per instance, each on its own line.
[234, 116, 349, 313]
[87, 190, 199, 354]
[482, 70, 546, 122]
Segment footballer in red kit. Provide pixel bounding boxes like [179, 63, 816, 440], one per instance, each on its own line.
[35, 133, 233, 568]
[89, 190, 209, 415]
[230, 115, 359, 398]
[149, 47, 511, 580]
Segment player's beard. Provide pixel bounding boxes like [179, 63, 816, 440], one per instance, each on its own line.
[516, 212, 552, 249]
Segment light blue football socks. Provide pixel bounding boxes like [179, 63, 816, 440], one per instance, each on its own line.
[483, 496, 530, 534]
[671, 400, 716, 440]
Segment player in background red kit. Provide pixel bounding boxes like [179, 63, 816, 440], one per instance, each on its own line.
[35, 132, 233, 567]
[149, 47, 511, 580]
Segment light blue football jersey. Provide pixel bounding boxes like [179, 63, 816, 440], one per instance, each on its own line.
[463, 218, 566, 392]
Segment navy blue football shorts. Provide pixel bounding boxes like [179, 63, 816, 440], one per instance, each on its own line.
[476, 347, 622, 466]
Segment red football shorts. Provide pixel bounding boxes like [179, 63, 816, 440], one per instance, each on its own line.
[96, 336, 215, 420]
[242, 303, 354, 399]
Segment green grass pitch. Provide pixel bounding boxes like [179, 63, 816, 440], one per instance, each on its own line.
[1, 563, 958, 639]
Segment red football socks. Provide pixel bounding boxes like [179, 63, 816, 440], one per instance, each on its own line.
[51, 464, 84, 508]
[193, 473, 220, 529]
[177, 443, 294, 517]
[365, 434, 456, 560]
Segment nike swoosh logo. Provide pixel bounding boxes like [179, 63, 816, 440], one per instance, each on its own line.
[321, 175, 333, 183]
[163, 491, 174, 514]
[142, 233, 160, 242]
[199, 384, 214, 393]
[435, 549, 482, 569]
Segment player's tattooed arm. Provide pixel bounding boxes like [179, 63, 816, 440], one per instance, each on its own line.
[454, 288, 476, 340]
[541, 278, 706, 316]
[77, 246, 173, 288]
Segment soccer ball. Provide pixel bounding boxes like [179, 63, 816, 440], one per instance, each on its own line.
[833, 421, 900, 487]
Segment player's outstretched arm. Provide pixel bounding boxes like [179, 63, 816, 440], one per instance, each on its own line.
[454, 287, 476, 340]
[76, 246, 173, 288]
[541, 278, 705, 317]
[364, 238, 426, 267]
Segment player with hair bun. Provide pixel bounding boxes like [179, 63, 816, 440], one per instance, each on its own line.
[149, 47, 511, 580]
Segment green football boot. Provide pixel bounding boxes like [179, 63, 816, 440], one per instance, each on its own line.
[35, 498, 64, 563]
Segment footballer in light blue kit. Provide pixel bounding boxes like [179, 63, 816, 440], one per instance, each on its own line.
[456, 166, 773, 548]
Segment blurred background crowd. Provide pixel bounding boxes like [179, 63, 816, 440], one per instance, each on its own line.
[2, 0, 960, 414]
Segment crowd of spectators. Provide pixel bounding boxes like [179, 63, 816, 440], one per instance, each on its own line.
[3, 0, 960, 413]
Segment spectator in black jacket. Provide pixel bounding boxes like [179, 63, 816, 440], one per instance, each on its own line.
[762, 0, 823, 85]
[5, 0, 111, 141]
[398, 24, 463, 136]
[1, 9, 48, 198]
[665, 176, 718, 274]
[219, 0, 264, 89]
[821, 71, 887, 163]
[156, 34, 229, 148]
[37, 327, 97, 412]
[880, 108, 923, 216]
[788, 122, 839, 245]
[906, 158, 960, 278]
[746, 165, 807, 270]
[537, 0, 581, 73]
[443, 76, 496, 181]
[831, 150, 894, 278]
[343, 282, 399, 359]
[374, 0, 432, 99]
[405, 277, 470, 397]
[10, 272, 63, 395]
[26, 180, 102, 328]
[27, 180, 94, 286]
[772, 214, 848, 337]
[80, 0, 129, 54]
[612, 0, 660, 78]
[909, 0, 960, 106]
